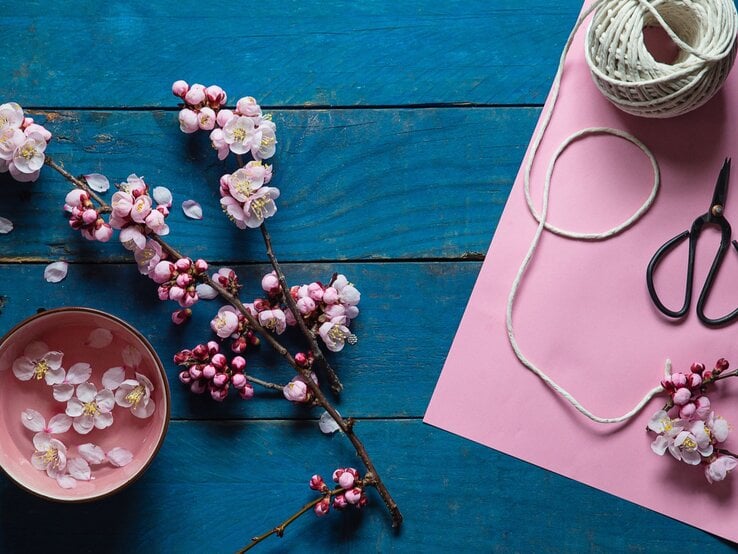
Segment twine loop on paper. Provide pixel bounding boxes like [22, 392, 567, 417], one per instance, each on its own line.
[504, 0, 738, 424]
[585, 0, 738, 118]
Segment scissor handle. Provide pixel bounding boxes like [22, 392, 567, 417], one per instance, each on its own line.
[646, 230, 694, 318]
[696, 228, 738, 326]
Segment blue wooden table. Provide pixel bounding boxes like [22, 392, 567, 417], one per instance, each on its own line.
[0, 1, 736, 552]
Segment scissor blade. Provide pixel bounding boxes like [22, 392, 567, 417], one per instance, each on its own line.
[710, 157, 731, 210]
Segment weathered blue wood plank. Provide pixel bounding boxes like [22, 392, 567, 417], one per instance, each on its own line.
[0, 420, 730, 553]
[0, 2, 581, 107]
[0, 108, 535, 262]
[0, 262, 479, 420]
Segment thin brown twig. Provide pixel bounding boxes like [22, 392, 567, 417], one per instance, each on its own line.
[45, 156, 403, 530]
[245, 374, 284, 392]
[238, 487, 345, 553]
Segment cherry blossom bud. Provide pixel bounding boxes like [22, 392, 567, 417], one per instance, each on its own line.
[189, 366, 203, 380]
[691, 362, 705, 374]
[332, 468, 344, 483]
[688, 373, 702, 388]
[323, 287, 339, 304]
[205, 85, 227, 106]
[175, 258, 192, 272]
[283, 379, 309, 403]
[703, 370, 713, 381]
[238, 383, 254, 399]
[294, 352, 308, 367]
[357, 495, 368, 508]
[172, 309, 191, 325]
[216, 109, 234, 127]
[65, 189, 88, 208]
[157, 204, 170, 217]
[231, 373, 247, 389]
[176, 273, 193, 288]
[307, 282, 324, 301]
[181, 291, 198, 308]
[178, 370, 192, 384]
[344, 467, 359, 481]
[192, 343, 209, 359]
[297, 296, 316, 315]
[261, 272, 280, 294]
[332, 494, 348, 510]
[660, 375, 673, 390]
[153, 261, 175, 283]
[169, 286, 186, 302]
[172, 80, 189, 97]
[314, 497, 330, 517]
[157, 286, 170, 301]
[81, 208, 97, 225]
[185, 83, 206, 105]
[673, 387, 692, 406]
[249, 334, 260, 346]
[285, 309, 297, 327]
[253, 298, 270, 312]
[211, 353, 227, 370]
[309, 474, 325, 491]
[207, 341, 220, 355]
[345, 487, 362, 505]
[194, 259, 208, 273]
[94, 222, 113, 242]
[716, 358, 730, 373]
[671, 373, 687, 388]
[338, 471, 355, 489]
[210, 385, 228, 402]
[178, 109, 199, 134]
[197, 107, 216, 131]
[263, 164, 273, 184]
[236, 96, 260, 116]
[213, 373, 229, 387]
[23, 117, 34, 128]
[231, 336, 248, 353]
[202, 364, 216, 379]
[695, 395, 711, 419]
[231, 356, 246, 372]
[190, 379, 207, 394]
[679, 402, 696, 419]
[173, 350, 191, 364]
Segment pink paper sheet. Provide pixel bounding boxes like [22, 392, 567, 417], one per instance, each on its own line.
[424, 2, 738, 542]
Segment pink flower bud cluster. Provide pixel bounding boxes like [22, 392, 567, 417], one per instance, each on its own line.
[648, 359, 738, 483]
[151, 257, 209, 324]
[172, 80, 277, 162]
[109, 174, 171, 251]
[309, 468, 367, 517]
[219, 162, 279, 229]
[661, 360, 728, 419]
[64, 189, 113, 242]
[0, 102, 52, 182]
[209, 304, 259, 354]
[173, 81, 228, 134]
[174, 341, 254, 401]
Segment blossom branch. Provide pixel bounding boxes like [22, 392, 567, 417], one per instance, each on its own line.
[44, 156, 403, 530]
[258, 223, 343, 394]
[44, 157, 111, 213]
[239, 487, 345, 553]
[246, 374, 284, 392]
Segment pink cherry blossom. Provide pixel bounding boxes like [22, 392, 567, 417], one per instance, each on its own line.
[172, 80, 189, 98]
[220, 195, 247, 229]
[134, 239, 164, 276]
[319, 317, 357, 352]
[210, 305, 239, 338]
[223, 115, 260, 155]
[198, 107, 216, 131]
[65, 382, 116, 434]
[52, 362, 93, 402]
[253, 121, 277, 160]
[0, 102, 24, 131]
[258, 308, 286, 334]
[185, 83, 206, 105]
[12, 341, 65, 384]
[283, 372, 317, 403]
[31, 432, 67, 479]
[115, 372, 156, 418]
[130, 195, 152, 223]
[706, 455, 738, 483]
[669, 422, 713, 465]
[235, 96, 262, 117]
[216, 109, 234, 128]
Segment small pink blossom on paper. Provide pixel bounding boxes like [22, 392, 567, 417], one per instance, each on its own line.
[21, 409, 72, 434]
[44, 261, 68, 283]
[65, 382, 115, 434]
[52, 362, 93, 402]
[182, 199, 203, 220]
[0, 216, 12, 234]
[84, 173, 110, 193]
[12, 341, 65, 384]
[706, 456, 738, 483]
[115, 372, 155, 418]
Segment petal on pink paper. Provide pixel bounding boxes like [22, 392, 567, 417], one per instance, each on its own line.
[44, 261, 68, 283]
[0, 216, 13, 234]
[84, 173, 110, 193]
[182, 200, 203, 220]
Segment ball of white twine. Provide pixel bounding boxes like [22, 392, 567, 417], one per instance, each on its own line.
[585, 0, 738, 118]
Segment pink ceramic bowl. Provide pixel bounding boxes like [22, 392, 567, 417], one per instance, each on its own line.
[0, 307, 170, 501]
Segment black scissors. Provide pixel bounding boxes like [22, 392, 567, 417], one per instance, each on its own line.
[646, 158, 738, 326]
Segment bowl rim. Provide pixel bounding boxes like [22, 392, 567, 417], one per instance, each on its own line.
[0, 306, 171, 503]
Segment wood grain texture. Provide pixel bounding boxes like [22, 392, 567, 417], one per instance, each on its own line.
[0, 262, 479, 420]
[0, 1, 581, 107]
[0, 108, 536, 262]
[0, 420, 731, 554]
